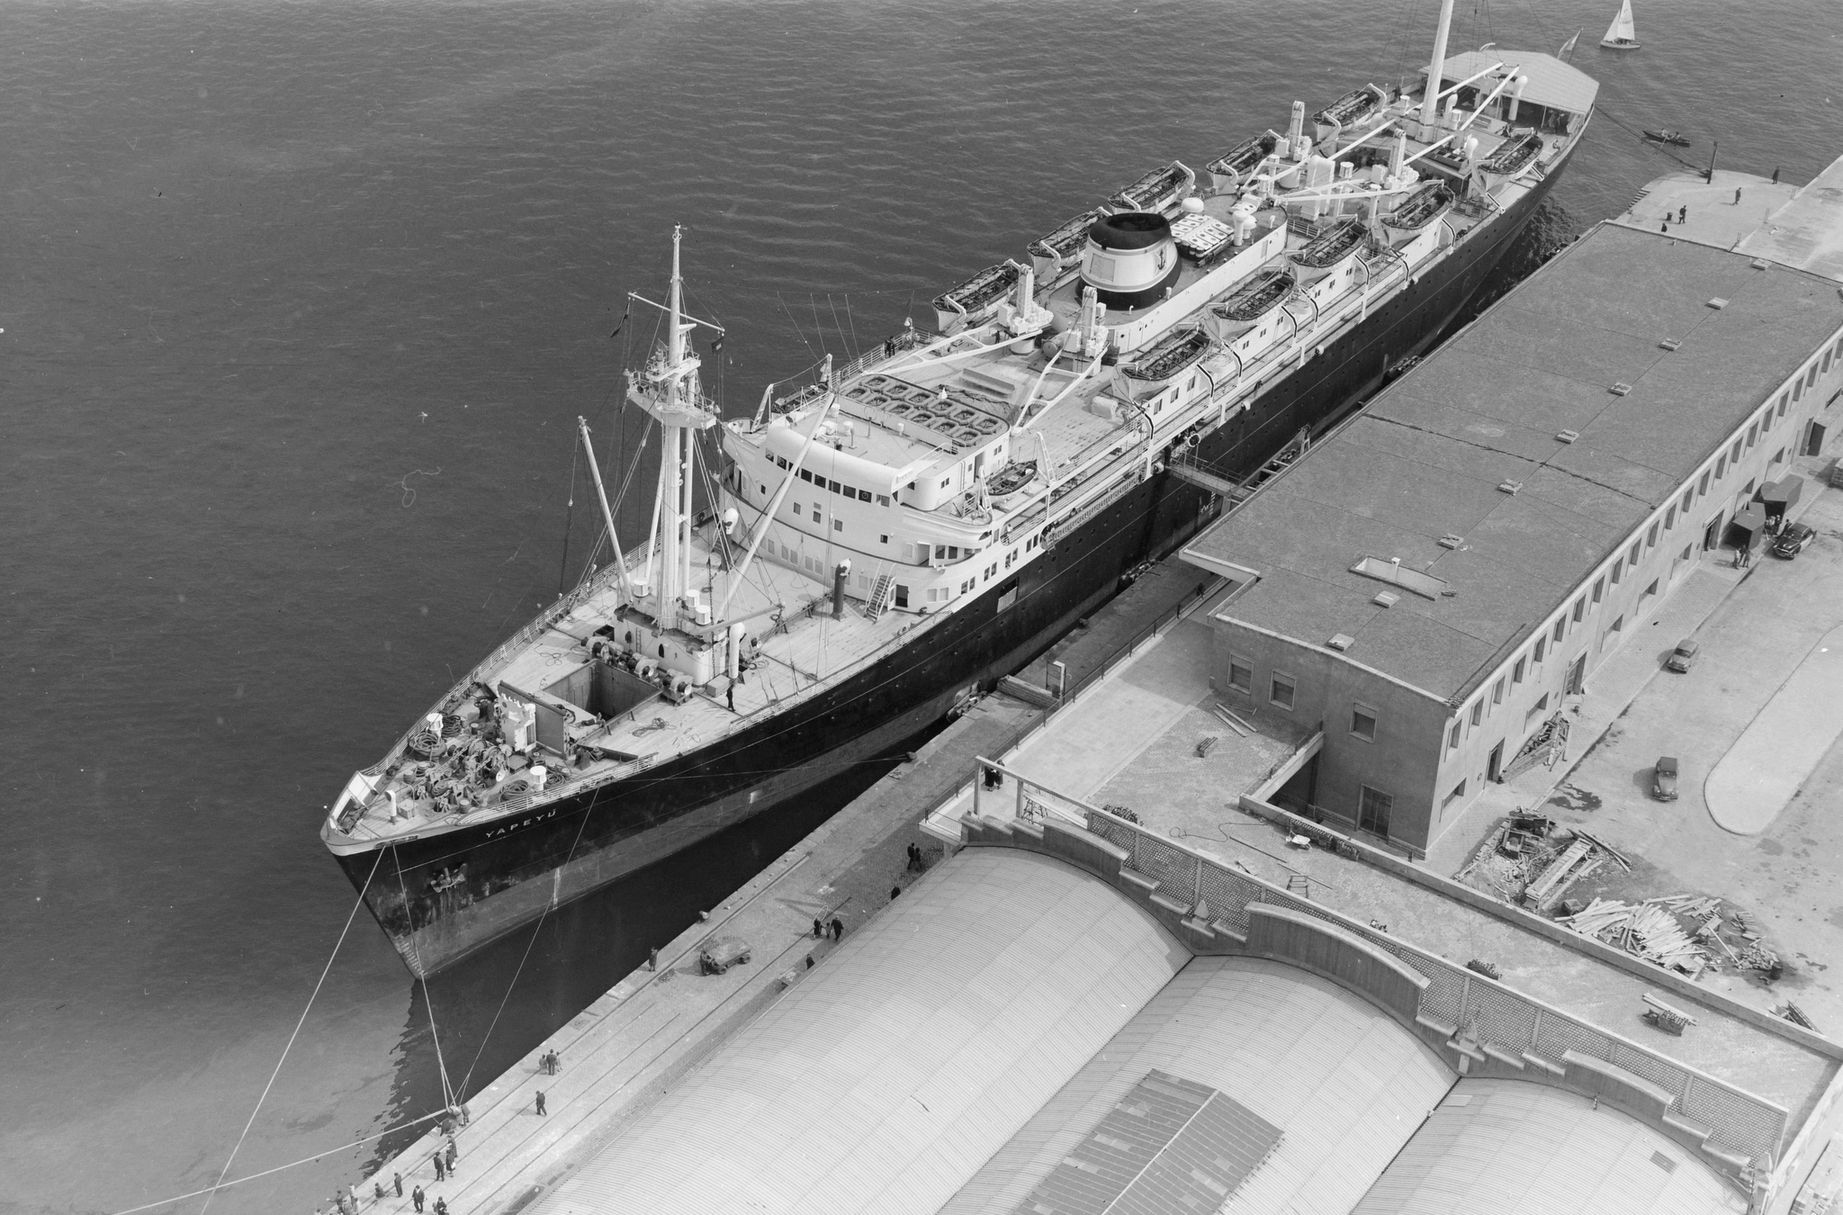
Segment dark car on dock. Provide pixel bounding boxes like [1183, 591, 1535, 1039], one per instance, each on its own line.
[1665, 640, 1699, 673]
[1772, 523, 1817, 559]
[1651, 756, 1679, 801]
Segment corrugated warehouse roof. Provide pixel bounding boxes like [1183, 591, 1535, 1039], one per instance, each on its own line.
[529, 849, 1192, 1215]
[1351, 1078, 1749, 1214]
[1185, 222, 1843, 701]
[526, 846, 1749, 1215]
[941, 955, 1455, 1215]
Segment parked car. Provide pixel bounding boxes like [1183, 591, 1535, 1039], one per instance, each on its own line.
[1665, 640, 1699, 673]
[1651, 756, 1679, 802]
[698, 936, 752, 975]
[1772, 523, 1817, 559]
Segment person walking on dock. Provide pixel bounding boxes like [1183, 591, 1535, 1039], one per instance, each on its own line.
[535, 1089, 547, 1116]
[444, 1139, 458, 1173]
[812, 917, 824, 939]
[432, 1153, 446, 1183]
[394, 1173, 404, 1198]
[830, 916, 844, 941]
[412, 1184, 425, 1213]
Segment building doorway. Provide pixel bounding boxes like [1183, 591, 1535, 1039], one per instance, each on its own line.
[1359, 785, 1392, 836]
[1806, 420, 1827, 457]
[1703, 514, 1724, 552]
[1566, 654, 1586, 695]
[1487, 740, 1504, 783]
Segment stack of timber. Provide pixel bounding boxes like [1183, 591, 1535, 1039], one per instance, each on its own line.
[1559, 896, 1710, 977]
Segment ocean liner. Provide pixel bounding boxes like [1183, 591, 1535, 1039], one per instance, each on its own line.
[324, 7, 1598, 976]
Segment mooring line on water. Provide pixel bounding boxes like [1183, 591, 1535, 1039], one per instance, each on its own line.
[106, 1107, 448, 1215]
[197, 849, 383, 1215]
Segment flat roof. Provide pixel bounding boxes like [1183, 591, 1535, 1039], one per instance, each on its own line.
[1185, 221, 1843, 701]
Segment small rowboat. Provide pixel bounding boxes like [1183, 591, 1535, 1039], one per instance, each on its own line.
[1642, 128, 1690, 147]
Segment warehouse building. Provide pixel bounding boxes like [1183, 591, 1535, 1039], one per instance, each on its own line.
[1179, 202, 1843, 854]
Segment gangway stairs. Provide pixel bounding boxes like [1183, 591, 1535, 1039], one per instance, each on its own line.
[865, 563, 896, 619]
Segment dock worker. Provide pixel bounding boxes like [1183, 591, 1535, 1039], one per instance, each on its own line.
[536, 1089, 547, 1116]
[432, 1154, 445, 1183]
[412, 1184, 425, 1213]
[394, 1173, 403, 1198]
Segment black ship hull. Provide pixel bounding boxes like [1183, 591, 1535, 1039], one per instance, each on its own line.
[332, 158, 1571, 978]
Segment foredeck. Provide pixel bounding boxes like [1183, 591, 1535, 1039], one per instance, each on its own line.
[335, 525, 931, 844]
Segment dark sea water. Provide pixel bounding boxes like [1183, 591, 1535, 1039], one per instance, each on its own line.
[3, 1, 1836, 1211]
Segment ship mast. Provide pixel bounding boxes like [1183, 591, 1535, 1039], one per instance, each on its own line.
[1419, 0, 1459, 130]
[628, 226, 719, 630]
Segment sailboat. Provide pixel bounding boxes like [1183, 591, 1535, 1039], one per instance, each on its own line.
[1600, 0, 1639, 50]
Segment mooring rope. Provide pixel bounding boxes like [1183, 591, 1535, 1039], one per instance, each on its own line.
[197, 849, 383, 1215]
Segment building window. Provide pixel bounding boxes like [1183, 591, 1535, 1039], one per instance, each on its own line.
[1647, 521, 1659, 548]
[1470, 701, 1483, 728]
[1572, 597, 1586, 624]
[792, 502, 803, 517]
[1513, 657, 1526, 684]
[1642, 578, 1659, 604]
[1699, 470, 1711, 495]
[1665, 504, 1677, 530]
[1716, 454, 1727, 480]
[1748, 420, 1759, 448]
[1778, 393, 1789, 419]
[1228, 656, 1252, 693]
[1492, 677, 1505, 706]
[1534, 636, 1546, 663]
[1525, 692, 1551, 725]
[1359, 785, 1393, 836]
[1442, 779, 1468, 809]
[1774, 446, 1787, 466]
[1448, 721, 1461, 751]
[1270, 673, 1295, 711]
[1351, 704, 1378, 742]
[1592, 576, 1604, 605]
[1610, 558, 1623, 586]
[1552, 617, 1565, 644]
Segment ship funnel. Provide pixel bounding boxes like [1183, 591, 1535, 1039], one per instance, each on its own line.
[1079, 212, 1179, 311]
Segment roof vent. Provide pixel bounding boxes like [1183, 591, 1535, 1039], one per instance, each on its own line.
[1707, 297, 1729, 310]
[1556, 429, 1580, 444]
[1438, 533, 1465, 549]
[1659, 337, 1682, 351]
[1750, 258, 1771, 271]
[1373, 590, 1400, 608]
[1498, 479, 1522, 495]
[1610, 382, 1632, 396]
[1327, 633, 1355, 651]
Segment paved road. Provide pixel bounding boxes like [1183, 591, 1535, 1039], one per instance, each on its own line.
[1532, 479, 1843, 1034]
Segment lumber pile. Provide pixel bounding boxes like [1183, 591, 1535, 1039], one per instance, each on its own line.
[1558, 897, 1709, 975]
